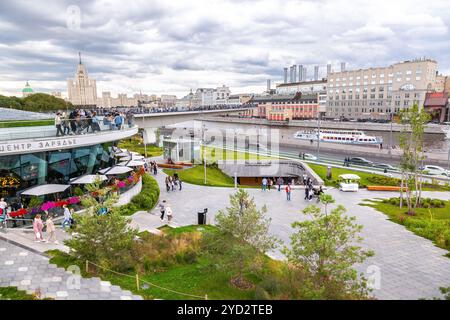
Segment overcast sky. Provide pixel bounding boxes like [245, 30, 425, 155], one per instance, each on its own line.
[1, 0, 450, 98]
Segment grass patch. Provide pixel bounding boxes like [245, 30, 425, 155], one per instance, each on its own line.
[203, 146, 275, 163]
[163, 165, 235, 188]
[118, 134, 163, 157]
[47, 224, 268, 300]
[0, 119, 53, 128]
[309, 163, 450, 192]
[363, 198, 450, 254]
[0, 287, 39, 300]
[308, 163, 396, 188]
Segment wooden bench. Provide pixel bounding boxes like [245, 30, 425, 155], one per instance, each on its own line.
[367, 186, 407, 192]
[157, 163, 184, 169]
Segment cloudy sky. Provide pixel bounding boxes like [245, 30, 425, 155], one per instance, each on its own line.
[1, 0, 450, 98]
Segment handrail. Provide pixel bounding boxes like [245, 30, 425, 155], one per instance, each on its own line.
[85, 260, 207, 300]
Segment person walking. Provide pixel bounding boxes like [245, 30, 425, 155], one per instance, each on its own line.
[261, 177, 268, 191]
[159, 200, 166, 221]
[302, 173, 308, 186]
[45, 215, 58, 244]
[276, 177, 283, 191]
[165, 204, 173, 223]
[285, 184, 292, 201]
[55, 113, 64, 136]
[165, 176, 171, 192]
[308, 185, 314, 201]
[268, 178, 273, 191]
[33, 214, 44, 242]
[0, 198, 7, 213]
[304, 185, 309, 200]
[62, 205, 72, 230]
[153, 163, 158, 175]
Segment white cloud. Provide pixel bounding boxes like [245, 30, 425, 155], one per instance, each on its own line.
[0, 0, 450, 98]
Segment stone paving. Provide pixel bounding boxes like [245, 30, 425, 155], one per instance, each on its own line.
[140, 170, 450, 300]
[0, 239, 142, 300]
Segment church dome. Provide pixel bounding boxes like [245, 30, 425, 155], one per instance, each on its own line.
[22, 81, 34, 93]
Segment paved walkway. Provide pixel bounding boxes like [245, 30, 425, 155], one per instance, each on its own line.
[0, 238, 142, 300]
[139, 170, 450, 300]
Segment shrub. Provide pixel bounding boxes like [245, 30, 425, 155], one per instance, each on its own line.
[367, 176, 400, 186]
[119, 174, 160, 216]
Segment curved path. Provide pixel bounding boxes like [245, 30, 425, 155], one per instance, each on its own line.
[0, 238, 142, 300]
[141, 170, 450, 300]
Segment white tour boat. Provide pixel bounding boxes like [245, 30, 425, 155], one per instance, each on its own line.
[293, 129, 383, 145]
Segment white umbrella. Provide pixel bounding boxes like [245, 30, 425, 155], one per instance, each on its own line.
[117, 160, 146, 167]
[115, 152, 130, 157]
[119, 155, 145, 161]
[21, 184, 70, 196]
[99, 166, 133, 175]
[70, 174, 107, 185]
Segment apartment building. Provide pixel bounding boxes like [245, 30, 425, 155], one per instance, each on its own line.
[326, 58, 438, 120]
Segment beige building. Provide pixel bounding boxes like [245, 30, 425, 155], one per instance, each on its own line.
[435, 75, 450, 93]
[326, 58, 439, 119]
[96, 92, 137, 108]
[67, 54, 98, 107]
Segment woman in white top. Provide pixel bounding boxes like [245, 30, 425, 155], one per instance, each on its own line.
[165, 204, 173, 223]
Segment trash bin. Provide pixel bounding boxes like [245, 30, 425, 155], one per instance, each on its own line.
[198, 208, 208, 225]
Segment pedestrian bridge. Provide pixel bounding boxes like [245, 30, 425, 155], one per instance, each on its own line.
[133, 107, 256, 143]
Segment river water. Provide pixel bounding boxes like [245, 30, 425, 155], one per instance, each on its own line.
[0, 107, 52, 121]
[168, 120, 450, 155]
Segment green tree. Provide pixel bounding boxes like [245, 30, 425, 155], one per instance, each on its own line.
[65, 211, 137, 271]
[65, 180, 136, 271]
[398, 103, 430, 214]
[206, 189, 279, 288]
[282, 196, 374, 299]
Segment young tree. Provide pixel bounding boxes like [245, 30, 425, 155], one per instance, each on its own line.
[398, 103, 430, 214]
[65, 211, 137, 271]
[65, 179, 137, 271]
[282, 196, 374, 299]
[206, 189, 279, 288]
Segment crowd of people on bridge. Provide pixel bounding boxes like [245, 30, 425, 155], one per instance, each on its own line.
[54, 109, 134, 136]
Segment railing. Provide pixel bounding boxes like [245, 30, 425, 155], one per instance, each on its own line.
[85, 260, 207, 300]
[0, 117, 136, 142]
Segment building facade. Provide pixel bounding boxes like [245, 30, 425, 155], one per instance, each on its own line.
[67, 54, 98, 107]
[22, 82, 34, 97]
[252, 93, 320, 121]
[326, 58, 439, 120]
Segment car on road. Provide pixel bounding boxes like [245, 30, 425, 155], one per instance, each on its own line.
[348, 157, 373, 166]
[373, 163, 396, 171]
[299, 153, 317, 161]
[419, 165, 450, 176]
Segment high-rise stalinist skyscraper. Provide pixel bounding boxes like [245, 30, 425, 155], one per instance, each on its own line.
[67, 52, 97, 107]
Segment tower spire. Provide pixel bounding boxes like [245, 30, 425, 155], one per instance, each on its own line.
[78, 52, 82, 64]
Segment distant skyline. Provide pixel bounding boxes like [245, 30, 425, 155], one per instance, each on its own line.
[1, 0, 450, 98]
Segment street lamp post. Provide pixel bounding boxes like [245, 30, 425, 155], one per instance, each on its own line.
[316, 112, 321, 161]
[388, 112, 393, 155]
[202, 123, 207, 185]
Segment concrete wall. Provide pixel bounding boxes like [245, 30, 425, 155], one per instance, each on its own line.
[114, 177, 142, 207]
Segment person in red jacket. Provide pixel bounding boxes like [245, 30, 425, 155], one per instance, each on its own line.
[285, 184, 292, 201]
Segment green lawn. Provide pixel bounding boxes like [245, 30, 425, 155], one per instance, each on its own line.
[0, 287, 38, 300]
[47, 225, 267, 300]
[118, 134, 163, 157]
[308, 163, 398, 188]
[363, 199, 450, 255]
[164, 165, 236, 188]
[308, 163, 450, 192]
[203, 146, 275, 163]
[0, 119, 53, 128]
